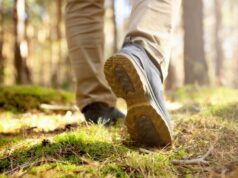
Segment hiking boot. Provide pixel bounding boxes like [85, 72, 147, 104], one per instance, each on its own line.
[104, 44, 172, 147]
[82, 102, 125, 125]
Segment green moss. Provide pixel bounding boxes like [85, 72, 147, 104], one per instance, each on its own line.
[208, 102, 238, 121]
[0, 85, 74, 112]
[0, 160, 10, 173]
[29, 163, 56, 174]
[102, 164, 130, 178]
[0, 125, 129, 172]
[0, 137, 22, 149]
[28, 163, 100, 178]
[173, 86, 238, 105]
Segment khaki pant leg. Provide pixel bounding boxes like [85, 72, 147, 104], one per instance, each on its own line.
[65, 0, 116, 110]
[125, 0, 181, 81]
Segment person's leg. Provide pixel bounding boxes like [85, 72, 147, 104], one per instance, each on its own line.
[104, 0, 181, 146]
[65, 0, 116, 110]
[125, 0, 181, 81]
[65, 0, 124, 124]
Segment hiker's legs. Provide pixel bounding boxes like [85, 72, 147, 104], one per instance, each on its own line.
[125, 0, 181, 81]
[65, 0, 116, 110]
[104, 0, 181, 145]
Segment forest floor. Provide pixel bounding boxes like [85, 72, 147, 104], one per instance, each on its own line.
[0, 85, 238, 178]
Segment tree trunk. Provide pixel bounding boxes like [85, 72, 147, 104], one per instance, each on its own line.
[25, 1, 32, 82]
[13, 0, 31, 84]
[0, 0, 4, 84]
[214, 0, 224, 85]
[165, 63, 177, 90]
[112, 0, 118, 52]
[183, 0, 209, 85]
[51, 0, 62, 88]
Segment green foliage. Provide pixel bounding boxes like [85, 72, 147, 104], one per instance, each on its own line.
[0, 85, 74, 112]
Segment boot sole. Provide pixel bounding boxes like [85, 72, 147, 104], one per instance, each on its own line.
[104, 54, 172, 147]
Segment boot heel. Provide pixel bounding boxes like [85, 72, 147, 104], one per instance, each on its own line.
[126, 105, 172, 147]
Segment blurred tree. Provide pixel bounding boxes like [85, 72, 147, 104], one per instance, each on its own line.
[56, 0, 62, 60]
[214, 0, 224, 85]
[51, 0, 62, 88]
[166, 62, 177, 90]
[233, 10, 238, 87]
[183, 0, 209, 85]
[0, 0, 4, 84]
[112, 0, 118, 52]
[13, 0, 31, 84]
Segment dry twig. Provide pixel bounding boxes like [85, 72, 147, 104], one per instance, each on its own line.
[4, 158, 67, 175]
[172, 146, 214, 166]
[139, 148, 153, 154]
[40, 104, 78, 112]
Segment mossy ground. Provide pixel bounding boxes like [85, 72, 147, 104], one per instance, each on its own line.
[0, 85, 74, 112]
[0, 85, 238, 177]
